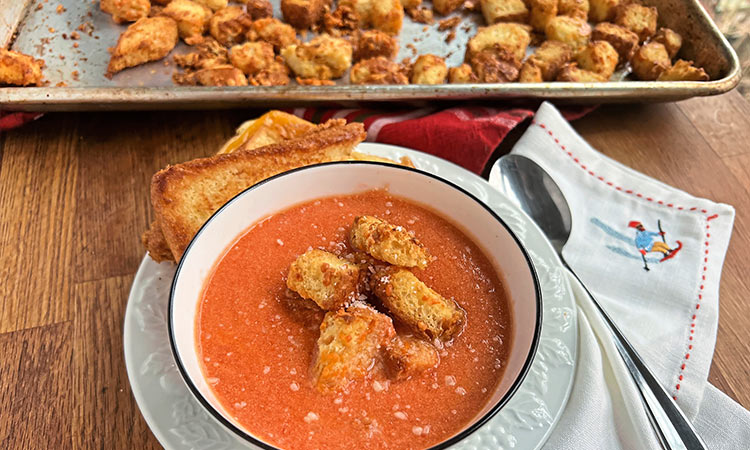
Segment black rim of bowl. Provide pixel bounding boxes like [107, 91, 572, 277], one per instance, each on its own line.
[168, 161, 544, 450]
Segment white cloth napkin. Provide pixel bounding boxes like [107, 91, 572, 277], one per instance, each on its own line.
[488, 102, 750, 449]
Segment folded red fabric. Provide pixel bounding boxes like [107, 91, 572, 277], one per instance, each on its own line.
[0, 111, 43, 131]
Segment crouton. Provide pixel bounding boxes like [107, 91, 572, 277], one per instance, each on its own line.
[349, 216, 431, 269]
[209, 6, 253, 46]
[173, 37, 228, 70]
[588, 0, 619, 22]
[281, 35, 353, 79]
[467, 22, 531, 62]
[433, 0, 464, 15]
[545, 15, 591, 51]
[591, 22, 638, 62]
[162, 0, 213, 45]
[0, 50, 44, 86]
[352, 30, 399, 62]
[101, 0, 150, 24]
[448, 63, 478, 83]
[470, 46, 521, 82]
[340, 0, 404, 35]
[615, 3, 657, 42]
[371, 266, 465, 341]
[248, 18, 299, 52]
[384, 335, 440, 380]
[481, 0, 529, 24]
[107, 17, 179, 75]
[411, 54, 448, 84]
[651, 27, 682, 59]
[656, 59, 709, 81]
[558, 0, 589, 20]
[194, 0, 228, 11]
[281, 0, 329, 30]
[230, 41, 276, 76]
[250, 58, 292, 85]
[322, 5, 360, 36]
[528, 0, 557, 32]
[244, 0, 273, 19]
[575, 40, 618, 78]
[525, 39, 571, 80]
[402, 0, 422, 7]
[556, 62, 607, 81]
[350, 57, 409, 84]
[173, 64, 248, 85]
[313, 305, 396, 392]
[287, 249, 361, 310]
[631, 41, 670, 80]
[519, 60, 543, 82]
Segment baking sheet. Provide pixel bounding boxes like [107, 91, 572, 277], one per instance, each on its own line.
[0, 0, 741, 110]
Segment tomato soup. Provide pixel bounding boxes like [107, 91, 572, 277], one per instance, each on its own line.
[197, 189, 513, 449]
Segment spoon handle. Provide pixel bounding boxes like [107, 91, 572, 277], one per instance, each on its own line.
[566, 266, 706, 450]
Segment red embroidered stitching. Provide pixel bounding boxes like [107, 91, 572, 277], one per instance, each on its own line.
[532, 120, 716, 401]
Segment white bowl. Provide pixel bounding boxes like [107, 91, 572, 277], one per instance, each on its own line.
[169, 162, 542, 449]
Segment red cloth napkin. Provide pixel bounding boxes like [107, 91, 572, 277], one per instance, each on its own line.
[0, 111, 43, 131]
[290, 104, 595, 174]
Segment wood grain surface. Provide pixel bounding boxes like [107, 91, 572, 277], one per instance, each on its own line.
[0, 91, 748, 448]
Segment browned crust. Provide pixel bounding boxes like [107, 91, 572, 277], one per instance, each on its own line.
[281, 0, 330, 29]
[141, 220, 175, 262]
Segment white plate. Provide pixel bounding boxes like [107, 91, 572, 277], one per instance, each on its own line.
[123, 143, 578, 450]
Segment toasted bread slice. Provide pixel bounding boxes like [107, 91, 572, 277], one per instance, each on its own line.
[349, 216, 431, 269]
[150, 120, 365, 261]
[287, 249, 361, 310]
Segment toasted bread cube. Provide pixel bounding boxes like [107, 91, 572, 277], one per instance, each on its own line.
[349, 216, 431, 268]
[558, 0, 589, 20]
[615, 3, 657, 42]
[107, 17, 179, 75]
[652, 27, 682, 59]
[0, 50, 44, 86]
[448, 63, 478, 83]
[631, 41, 670, 80]
[384, 336, 440, 380]
[526, 40, 572, 80]
[340, 0, 404, 35]
[249, 57, 292, 85]
[481, 0, 529, 24]
[194, 0, 228, 11]
[470, 46, 521, 82]
[588, 0, 619, 22]
[411, 54, 448, 84]
[229, 41, 275, 75]
[545, 15, 591, 51]
[575, 40, 618, 78]
[248, 18, 299, 52]
[591, 22, 638, 62]
[313, 305, 396, 392]
[101, 0, 150, 24]
[281, 0, 329, 29]
[163, 0, 213, 45]
[173, 64, 249, 85]
[244, 0, 274, 19]
[556, 62, 607, 81]
[351, 57, 409, 84]
[402, 0, 422, 7]
[467, 22, 531, 63]
[529, 0, 557, 32]
[434, 0, 464, 15]
[287, 249, 360, 310]
[282, 34, 353, 79]
[656, 59, 709, 81]
[371, 266, 465, 341]
[352, 30, 399, 62]
[519, 61, 543, 82]
[209, 6, 253, 46]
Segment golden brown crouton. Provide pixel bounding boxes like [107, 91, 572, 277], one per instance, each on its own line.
[448, 63, 478, 83]
[588, 0, 619, 22]
[402, 0, 422, 8]
[244, 0, 274, 19]
[174, 37, 229, 70]
[545, 15, 591, 51]
[313, 305, 396, 392]
[433, 0, 464, 15]
[467, 22, 531, 62]
[652, 27, 682, 59]
[162, 0, 213, 45]
[406, 6, 435, 24]
[340, 0, 404, 35]
[615, 3, 657, 42]
[558, 0, 589, 20]
[101, 0, 150, 24]
[287, 249, 361, 310]
[556, 62, 607, 81]
[0, 50, 44, 86]
[575, 40, 618, 78]
[525, 40, 572, 80]
[209, 6, 253, 46]
[349, 216, 431, 269]
[193, 0, 228, 11]
[281, 35, 353, 79]
[519, 60, 543, 82]
[470, 46, 521, 82]
[322, 5, 360, 36]
[249, 58, 292, 85]
[631, 41, 670, 80]
[481, 0, 529, 24]
[411, 54, 448, 84]
[229, 41, 276, 75]
[591, 22, 638, 62]
[384, 335, 440, 380]
[528, 0, 557, 32]
[371, 266, 465, 341]
[107, 17, 179, 76]
[352, 30, 399, 62]
[248, 18, 299, 52]
[350, 57, 409, 84]
[281, 0, 329, 30]
[656, 59, 709, 81]
[173, 64, 248, 85]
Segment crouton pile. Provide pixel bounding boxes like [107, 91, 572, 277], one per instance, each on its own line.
[286, 215, 465, 392]
[98, 0, 709, 86]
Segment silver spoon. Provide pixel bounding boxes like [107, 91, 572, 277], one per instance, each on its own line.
[496, 154, 706, 450]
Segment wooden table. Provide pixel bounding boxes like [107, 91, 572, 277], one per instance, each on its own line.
[1, 91, 749, 448]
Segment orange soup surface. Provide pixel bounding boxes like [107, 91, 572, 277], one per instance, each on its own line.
[198, 189, 513, 449]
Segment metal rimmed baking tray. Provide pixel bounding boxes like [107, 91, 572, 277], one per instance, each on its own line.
[0, 0, 741, 110]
